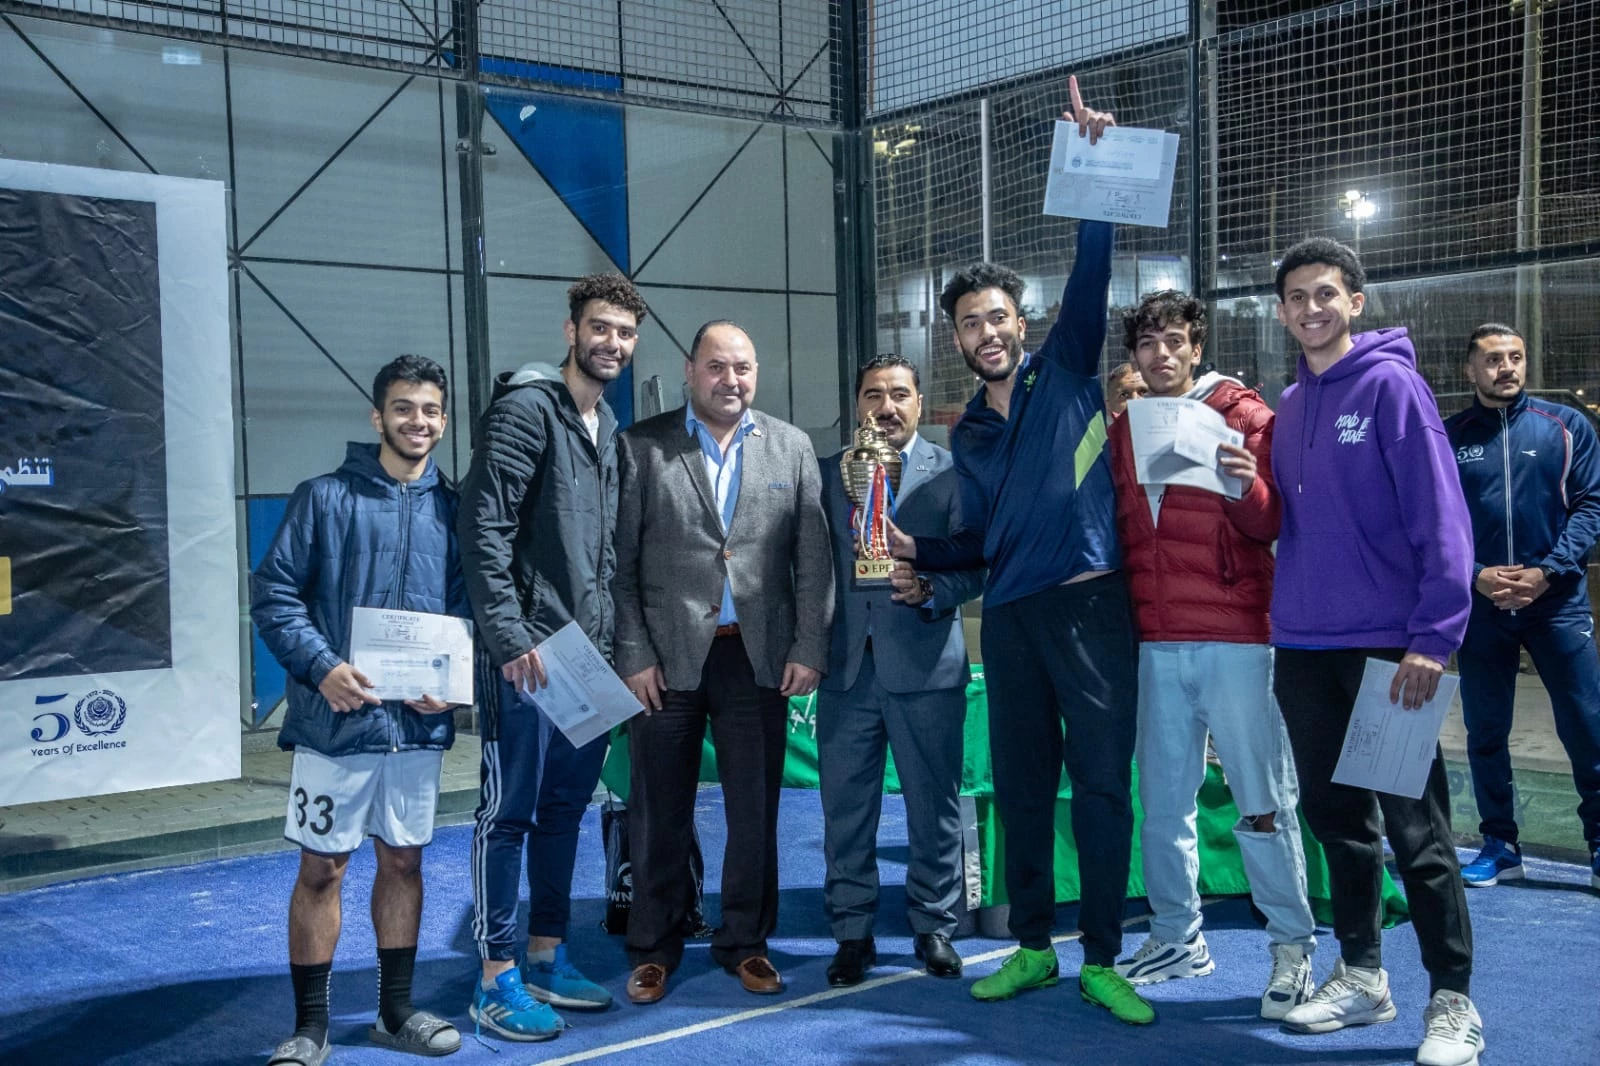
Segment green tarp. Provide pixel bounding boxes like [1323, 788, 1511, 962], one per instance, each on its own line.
[600, 668, 1408, 923]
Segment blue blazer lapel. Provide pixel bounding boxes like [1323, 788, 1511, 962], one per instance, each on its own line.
[895, 434, 937, 505]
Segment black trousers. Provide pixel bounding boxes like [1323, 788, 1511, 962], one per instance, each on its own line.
[625, 634, 787, 972]
[980, 576, 1139, 966]
[1274, 647, 1473, 995]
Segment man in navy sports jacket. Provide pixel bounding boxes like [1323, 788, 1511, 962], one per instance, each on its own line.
[887, 77, 1154, 1025]
[1444, 323, 1600, 893]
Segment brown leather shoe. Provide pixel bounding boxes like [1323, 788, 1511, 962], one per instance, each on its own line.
[734, 955, 783, 994]
[626, 963, 668, 1005]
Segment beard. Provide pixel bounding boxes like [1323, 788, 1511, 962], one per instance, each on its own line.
[382, 424, 436, 460]
[571, 341, 626, 384]
[959, 333, 1024, 382]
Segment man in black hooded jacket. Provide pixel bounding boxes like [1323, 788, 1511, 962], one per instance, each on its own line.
[457, 273, 648, 1043]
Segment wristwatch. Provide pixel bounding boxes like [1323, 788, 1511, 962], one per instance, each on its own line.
[915, 576, 934, 602]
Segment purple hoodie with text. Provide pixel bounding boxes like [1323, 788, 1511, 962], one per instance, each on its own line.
[1270, 327, 1472, 661]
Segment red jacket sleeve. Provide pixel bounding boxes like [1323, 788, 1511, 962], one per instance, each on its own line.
[1220, 392, 1281, 544]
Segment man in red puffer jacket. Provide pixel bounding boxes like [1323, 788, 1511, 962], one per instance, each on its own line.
[1107, 291, 1318, 1022]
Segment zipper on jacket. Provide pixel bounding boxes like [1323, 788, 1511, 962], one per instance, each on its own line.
[1500, 407, 1517, 618]
[1500, 407, 1515, 565]
[392, 482, 412, 752]
[594, 451, 606, 635]
[1152, 490, 1169, 625]
[576, 418, 610, 647]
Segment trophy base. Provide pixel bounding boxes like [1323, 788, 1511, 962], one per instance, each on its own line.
[851, 557, 897, 588]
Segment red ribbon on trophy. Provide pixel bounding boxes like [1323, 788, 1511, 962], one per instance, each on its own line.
[841, 415, 903, 586]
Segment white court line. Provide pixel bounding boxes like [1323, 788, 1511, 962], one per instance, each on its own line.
[530, 914, 1154, 1066]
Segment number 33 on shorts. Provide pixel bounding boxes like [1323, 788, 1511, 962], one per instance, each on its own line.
[284, 747, 445, 853]
[293, 787, 335, 836]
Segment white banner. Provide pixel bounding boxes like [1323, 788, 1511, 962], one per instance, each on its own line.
[0, 160, 240, 805]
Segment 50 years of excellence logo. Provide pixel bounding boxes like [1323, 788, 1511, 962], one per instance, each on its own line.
[74, 690, 129, 736]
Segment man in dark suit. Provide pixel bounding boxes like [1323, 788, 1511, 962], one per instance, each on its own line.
[818, 355, 985, 987]
[612, 320, 834, 1005]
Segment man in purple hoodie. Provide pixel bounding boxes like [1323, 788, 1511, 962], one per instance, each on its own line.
[1268, 238, 1483, 1066]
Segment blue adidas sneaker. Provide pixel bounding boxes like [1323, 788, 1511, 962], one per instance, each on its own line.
[1461, 836, 1523, 887]
[522, 944, 613, 1011]
[470, 967, 564, 1042]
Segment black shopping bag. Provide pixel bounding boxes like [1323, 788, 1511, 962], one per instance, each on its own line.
[601, 797, 632, 935]
[600, 797, 712, 937]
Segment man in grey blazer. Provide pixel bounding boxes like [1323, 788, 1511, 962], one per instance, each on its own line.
[613, 320, 834, 1005]
[818, 355, 985, 987]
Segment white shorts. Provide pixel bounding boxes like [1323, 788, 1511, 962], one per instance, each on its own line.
[284, 748, 444, 854]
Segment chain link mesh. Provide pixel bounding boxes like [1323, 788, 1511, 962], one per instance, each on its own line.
[870, 0, 1600, 418]
[3, 0, 844, 118]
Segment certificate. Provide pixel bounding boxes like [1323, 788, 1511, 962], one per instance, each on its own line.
[1171, 399, 1244, 467]
[1042, 123, 1179, 228]
[1332, 658, 1460, 799]
[349, 606, 475, 705]
[1125, 397, 1244, 500]
[519, 620, 643, 748]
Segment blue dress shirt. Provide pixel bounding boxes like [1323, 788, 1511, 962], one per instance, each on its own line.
[685, 404, 758, 625]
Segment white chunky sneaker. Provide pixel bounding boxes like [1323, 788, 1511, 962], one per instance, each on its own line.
[1260, 942, 1314, 1020]
[1415, 990, 1485, 1066]
[1113, 931, 1215, 986]
[1280, 958, 1397, 1034]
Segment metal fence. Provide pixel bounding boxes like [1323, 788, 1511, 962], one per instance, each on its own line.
[864, 0, 1600, 409]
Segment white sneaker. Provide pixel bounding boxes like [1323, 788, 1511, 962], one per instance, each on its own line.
[1416, 990, 1485, 1066]
[1113, 931, 1215, 986]
[1281, 958, 1397, 1034]
[1260, 942, 1314, 1020]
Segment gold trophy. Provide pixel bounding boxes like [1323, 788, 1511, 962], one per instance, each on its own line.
[840, 415, 904, 586]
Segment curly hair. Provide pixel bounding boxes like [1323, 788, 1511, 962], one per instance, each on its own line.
[939, 262, 1027, 322]
[1122, 290, 1208, 353]
[567, 272, 649, 325]
[1274, 237, 1366, 300]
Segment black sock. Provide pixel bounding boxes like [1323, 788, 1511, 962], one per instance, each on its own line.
[290, 962, 332, 1046]
[377, 946, 418, 1033]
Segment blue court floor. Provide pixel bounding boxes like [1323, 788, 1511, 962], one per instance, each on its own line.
[1, 788, 1596, 1065]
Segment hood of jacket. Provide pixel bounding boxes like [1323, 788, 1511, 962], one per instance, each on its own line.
[1183, 369, 1243, 404]
[336, 441, 441, 493]
[504, 360, 564, 386]
[1295, 327, 1418, 388]
[490, 367, 617, 434]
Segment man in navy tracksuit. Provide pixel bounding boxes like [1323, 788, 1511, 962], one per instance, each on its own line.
[889, 79, 1152, 1025]
[1443, 323, 1600, 892]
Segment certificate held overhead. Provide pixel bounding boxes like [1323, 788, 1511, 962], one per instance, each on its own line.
[1043, 123, 1179, 228]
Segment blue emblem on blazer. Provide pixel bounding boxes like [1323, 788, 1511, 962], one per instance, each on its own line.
[768, 481, 792, 490]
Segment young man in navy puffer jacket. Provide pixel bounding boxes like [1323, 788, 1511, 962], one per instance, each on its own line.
[253, 354, 468, 1065]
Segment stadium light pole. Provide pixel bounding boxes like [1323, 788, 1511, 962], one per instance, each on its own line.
[1339, 189, 1377, 254]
